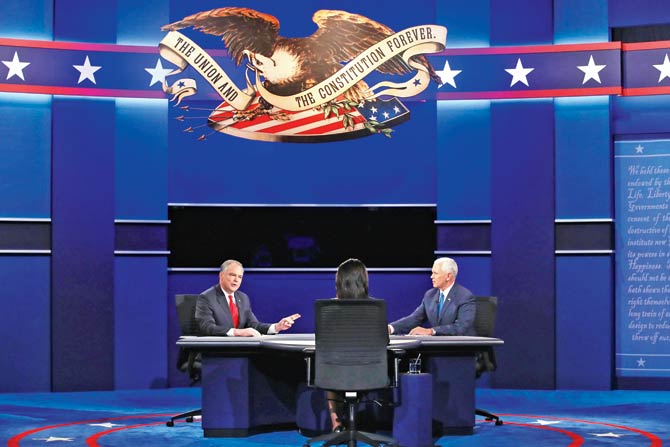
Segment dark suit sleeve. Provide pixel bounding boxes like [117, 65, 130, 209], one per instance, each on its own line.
[433, 292, 476, 336]
[389, 301, 428, 335]
[238, 293, 271, 334]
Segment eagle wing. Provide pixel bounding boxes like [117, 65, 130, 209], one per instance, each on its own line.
[161, 7, 280, 65]
[310, 10, 441, 83]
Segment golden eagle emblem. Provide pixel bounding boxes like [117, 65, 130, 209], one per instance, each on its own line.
[159, 8, 446, 142]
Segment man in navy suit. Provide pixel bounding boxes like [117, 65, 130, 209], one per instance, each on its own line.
[389, 257, 476, 336]
[195, 259, 301, 337]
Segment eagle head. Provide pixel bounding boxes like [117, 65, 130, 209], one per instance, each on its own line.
[244, 45, 304, 90]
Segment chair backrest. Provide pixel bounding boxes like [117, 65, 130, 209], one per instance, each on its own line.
[473, 296, 498, 375]
[175, 294, 202, 380]
[314, 298, 390, 392]
[473, 296, 498, 338]
[175, 294, 201, 336]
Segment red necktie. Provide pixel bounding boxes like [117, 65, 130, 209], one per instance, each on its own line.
[228, 294, 239, 328]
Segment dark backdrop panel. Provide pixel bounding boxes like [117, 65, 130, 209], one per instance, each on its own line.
[168, 206, 436, 268]
[555, 97, 611, 219]
[0, 94, 51, 218]
[556, 256, 613, 389]
[115, 256, 168, 389]
[609, 0, 670, 28]
[52, 98, 115, 391]
[0, 256, 51, 392]
[436, 101, 491, 220]
[490, 100, 556, 389]
[54, 0, 117, 43]
[168, 101, 437, 205]
[451, 256, 492, 298]
[490, 0, 553, 45]
[612, 96, 670, 135]
[115, 99, 168, 220]
[167, 270, 431, 386]
[554, 0, 608, 43]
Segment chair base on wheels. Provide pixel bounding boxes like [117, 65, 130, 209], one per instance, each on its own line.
[166, 408, 201, 427]
[303, 429, 396, 447]
[303, 394, 397, 447]
[476, 408, 503, 426]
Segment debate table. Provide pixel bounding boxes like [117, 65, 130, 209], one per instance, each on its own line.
[177, 333, 503, 444]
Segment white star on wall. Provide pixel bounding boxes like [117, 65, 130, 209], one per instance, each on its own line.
[653, 54, 670, 82]
[33, 437, 74, 442]
[73, 56, 101, 85]
[637, 357, 646, 367]
[145, 59, 173, 87]
[577, 55, 606, 84]
[635, 144, 644, 154]
[590, 432, 623, 438]
[436, 60, 462, 88]
[2, 51, 30, 81]
[505, 58, 534, 87]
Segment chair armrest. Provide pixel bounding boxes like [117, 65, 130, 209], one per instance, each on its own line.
[388, 348, 406, 388]
[303, 347, 315, 387]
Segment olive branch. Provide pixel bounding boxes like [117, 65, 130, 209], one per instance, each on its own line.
[321, 100, 394, 138]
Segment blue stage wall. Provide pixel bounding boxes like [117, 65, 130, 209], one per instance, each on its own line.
[3, 0, 670, 392]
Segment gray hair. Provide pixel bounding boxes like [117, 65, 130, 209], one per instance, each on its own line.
[220, 259, 243, 272]
[435, 257, 458, 276]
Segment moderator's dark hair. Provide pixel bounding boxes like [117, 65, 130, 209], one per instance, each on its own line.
[335, 258, 369, 299]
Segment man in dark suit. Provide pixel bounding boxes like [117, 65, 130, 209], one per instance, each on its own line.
[389, 257, 476, 336]
[195, 259, 301, 336]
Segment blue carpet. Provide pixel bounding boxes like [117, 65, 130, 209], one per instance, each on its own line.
[1, 388, 669, 447]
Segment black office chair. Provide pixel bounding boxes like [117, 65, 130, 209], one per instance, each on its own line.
[303, 299, 398, 447]
[473, 296, 503, 426]
[166, 294, 202, 427]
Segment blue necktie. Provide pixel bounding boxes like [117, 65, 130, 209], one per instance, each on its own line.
[437, 292, 445, 317]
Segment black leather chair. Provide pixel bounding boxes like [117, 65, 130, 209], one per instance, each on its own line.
[166, 294, 202, 427]
[303, 299, 398, 447]
[473, 296, 503, 426]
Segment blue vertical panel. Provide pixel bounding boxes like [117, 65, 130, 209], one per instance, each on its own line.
[554, 0, 608, 44]
[556, 256, 612, 389]
[555, 97, 611, 219]
[115, 99, 168, 219]
[436, 0, 490, 47]
[490, 100, 555, 389]
[52, 97, 115, 391]
[451, 256, 492, 297]
[116, 0, 170, 46]
[54, 0, 117, 43]
[0, 256, 50, 392]
[490, 0, 553, 45]
[0, 94, 51, 218]
[612, 96, 670, 135]
[115, 256, 167, 389]
[0, 0, 53, 39]
[436, 100, 491, 220]
[609, 0, 670, 27]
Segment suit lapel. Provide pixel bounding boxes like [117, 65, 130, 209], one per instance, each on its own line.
[216, 286, 234, 324]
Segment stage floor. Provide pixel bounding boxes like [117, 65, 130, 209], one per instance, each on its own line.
[2, 387, 669, 447]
